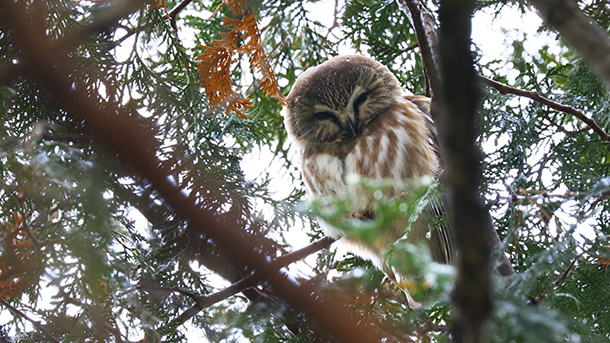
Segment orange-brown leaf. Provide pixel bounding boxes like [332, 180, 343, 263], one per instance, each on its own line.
[0, 215, 37, 300]
[197, 1, 286, 118]
[149, 0, 167, 11]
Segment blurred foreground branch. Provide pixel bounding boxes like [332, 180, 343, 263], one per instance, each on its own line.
[0, 1, 399, 341]
[437, 0, 494, 342]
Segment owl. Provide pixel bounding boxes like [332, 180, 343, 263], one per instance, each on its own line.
[284, 55, 454, 307]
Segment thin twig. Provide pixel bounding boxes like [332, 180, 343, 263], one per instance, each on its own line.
[0, 300, 61, 343]
[168, 0, 194, 32]
[0, 179, 42, 247]
[404, 41, 420, 54]
[170, 272, 259, 326]
[554, 259, 577, 286]
[15, 199, 41, 248]
[416, 320, 450, 336]
[496, 189, 580, 206]
[272, 236, 336, 266]
[137, 281, 201, 302]
[480, 75, 610, 142]
[164, 236, 336, 327]
[529, 258, 577, 305]
[324, 0, 342, 40]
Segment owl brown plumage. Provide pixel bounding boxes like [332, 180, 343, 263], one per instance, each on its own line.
[284, 55, 454, 307]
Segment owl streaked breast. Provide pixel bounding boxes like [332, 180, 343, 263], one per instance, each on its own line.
[299, 96, 438, 204]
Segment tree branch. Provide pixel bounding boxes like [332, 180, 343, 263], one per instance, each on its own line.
[153, 236, 335, 327]
[0, 179, 43, 248]
[0, 300, 61, 343]
[400, 0, 515, 281]
[323, 0, 342, 40]
[480, 75, 610, 142]
[437, 0, 494, 341]
[171, 272, 260, 326]
[397, 0, 441, 100]
[528, 258, 577, 305]
[528, 0, 610, 90]
[416, 320, 450, 336]
[168, 0, 194, 32]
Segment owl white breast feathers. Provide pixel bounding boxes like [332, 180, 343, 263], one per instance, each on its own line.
[284, 55, 454, 306]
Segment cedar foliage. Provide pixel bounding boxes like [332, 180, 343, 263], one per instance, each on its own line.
[0, 0, 609, 342]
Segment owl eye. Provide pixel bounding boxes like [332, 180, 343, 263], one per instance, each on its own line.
[313, 111, 335, 121]
[353, 92, 369, 112]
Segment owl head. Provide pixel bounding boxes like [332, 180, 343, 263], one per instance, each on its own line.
[284, 55, 404, 145]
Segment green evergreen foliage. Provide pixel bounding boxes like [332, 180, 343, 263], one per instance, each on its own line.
[0, 0, 609, 342]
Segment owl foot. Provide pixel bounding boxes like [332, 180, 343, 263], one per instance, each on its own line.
[382, 273, 421, 309]
[399, 283, 422, 310]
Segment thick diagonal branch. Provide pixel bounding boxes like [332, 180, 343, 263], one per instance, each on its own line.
[0, 2, 398, 341]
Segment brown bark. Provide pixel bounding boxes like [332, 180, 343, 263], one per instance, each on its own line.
[436, 0, 494, 341]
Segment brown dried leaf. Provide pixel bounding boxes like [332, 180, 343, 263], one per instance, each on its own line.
[196, 0, 286, 119]
[0, 213, 37, 300]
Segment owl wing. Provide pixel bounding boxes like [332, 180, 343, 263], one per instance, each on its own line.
[404, 95, 441, 156]
[424, 195, 455, 264]
[404, 95, 431, 116]
[403, 95, 455, 265]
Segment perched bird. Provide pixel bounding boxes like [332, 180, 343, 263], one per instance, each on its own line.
[284, 55, 454, 307]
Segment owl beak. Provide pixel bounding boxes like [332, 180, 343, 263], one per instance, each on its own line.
[339, 110, 359, 138]
[348, 116, 359, 138]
